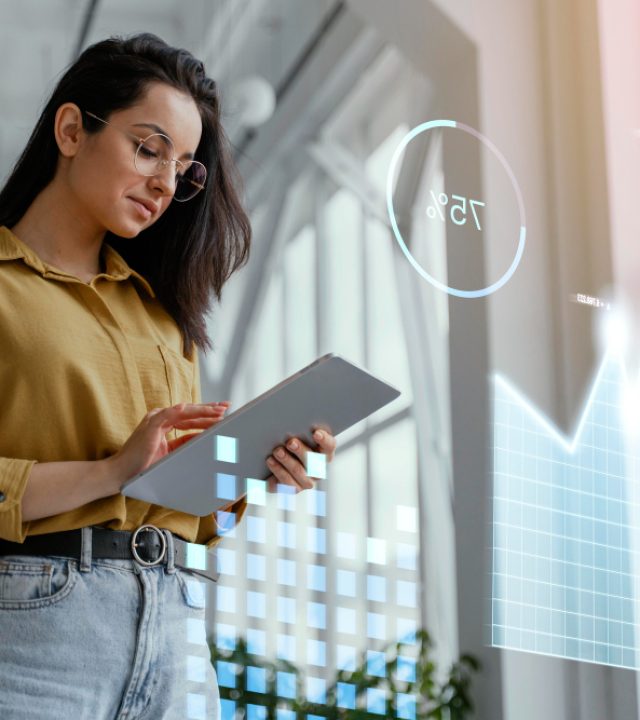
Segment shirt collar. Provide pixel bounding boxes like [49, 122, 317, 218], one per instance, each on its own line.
[0, 225, 156, 298]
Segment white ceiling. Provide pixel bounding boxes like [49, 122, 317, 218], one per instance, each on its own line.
[0, 0, 338, 182]
[0, 0, 213, 180]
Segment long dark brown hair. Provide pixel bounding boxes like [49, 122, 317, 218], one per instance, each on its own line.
[0, 32, 251, 356]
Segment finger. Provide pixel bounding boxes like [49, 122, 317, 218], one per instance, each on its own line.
[283, 434, 334, 470]
[266, 474, 277, 494]
[171, 418, 226, 432]
[282, 436, 308, 466]
[266, 455, 305, 493]
[167, 432, 201, 452]
[151, 403, 224, 427]
[269, 447, 314, 490]
[311, 428, 337, 461]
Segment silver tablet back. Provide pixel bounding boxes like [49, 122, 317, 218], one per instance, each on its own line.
[122, 353, 401, 515]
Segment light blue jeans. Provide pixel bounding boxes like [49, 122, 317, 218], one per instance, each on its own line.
[0, 528, 220, 719]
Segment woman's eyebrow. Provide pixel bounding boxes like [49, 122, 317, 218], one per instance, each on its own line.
[131, 122, 195, 159]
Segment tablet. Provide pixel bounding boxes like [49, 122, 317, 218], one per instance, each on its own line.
[122, 353, 401, 515]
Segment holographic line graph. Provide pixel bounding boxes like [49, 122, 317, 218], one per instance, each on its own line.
[492, 350, 640, 669]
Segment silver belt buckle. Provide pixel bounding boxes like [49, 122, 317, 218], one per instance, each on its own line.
[131, 524, 167, 567]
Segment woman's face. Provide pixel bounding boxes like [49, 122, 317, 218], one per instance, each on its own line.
[59, 82, 204, 238]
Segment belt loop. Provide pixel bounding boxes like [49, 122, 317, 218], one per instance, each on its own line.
[162, 529, 176, 574]
[80, 526, 93, 572]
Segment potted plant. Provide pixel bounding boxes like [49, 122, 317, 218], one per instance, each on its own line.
[210, 628, 480, 719]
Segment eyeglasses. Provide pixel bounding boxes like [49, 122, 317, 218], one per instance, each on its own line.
[84, 111, 207, 202]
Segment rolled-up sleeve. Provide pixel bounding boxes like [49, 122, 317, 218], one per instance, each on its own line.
[0, 458, 38, 542]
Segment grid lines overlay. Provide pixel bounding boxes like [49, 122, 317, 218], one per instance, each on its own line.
[491, 357, 638, 668]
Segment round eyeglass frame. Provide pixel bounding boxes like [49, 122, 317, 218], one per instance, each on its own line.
[84, 110, 207, 202]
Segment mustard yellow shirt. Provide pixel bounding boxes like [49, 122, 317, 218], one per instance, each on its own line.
[0, 225, 246, 547]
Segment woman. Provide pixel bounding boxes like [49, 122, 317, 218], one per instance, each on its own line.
[0, 33, 336, 719]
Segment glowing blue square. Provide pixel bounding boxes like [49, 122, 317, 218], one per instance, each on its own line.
[336, 645, 356, 671]
[277, 634, 296, 662]
[307, 602, 326, 629]
[307, 716, 324, 720]
[307, 527, 326, 554]
[337, 607, 356, 634]
[306, 451, 327, 479]
[397, 618, 417, 644]
[277, 596, 296, 623]
[186, 543, 207, 571]
[337, 682, 356, 709]
[307, 639, 326, 666]
[187, 655, 207, 684]
[307, 564, 326, 592]
[247, 666, 267, 694]
[186, 692, 206, 720]
[397, 692, 417, 720]
[247, 553, 266, 581]
[216, 510, 236, 536]
[337, 569, 356, 597]
[277, 671, 297, 699]
[367, 650, 386, 677]
[396, 505, 417, 532]
[306, 489, 326, 516]
[247, 705, 267, 720]
[367, 575, 386, 602]
[277, 483, 297, 510]
[367, 612, 386, 640]
[216, 586, 235, 613]
[247, 516, 266, 543]
[307, 676, 326, 704]
[215, 622, 235, 650]
[247, 591, 266, 619]
[278, 522, 296, 549]
[220, 699, 235, 720]
[397, 656, 416, 682]
[336, 532, 356, 559]
[278, 558, 296, 586]
[216, 435, 237, 463]
[397, 581, 417, 607]
[187, 617, 207, 646]
[277, 711, 296, 720]
[247, 628, 266, 656]
[217, 548, 235, 575]
[216, 661, 238, 688]
[367, 537, 386, 564]
[247, 478, 266, 506]
[185, 579, 206, 608]
[216, 473, 236, 500]
[367, 688, 386, 715]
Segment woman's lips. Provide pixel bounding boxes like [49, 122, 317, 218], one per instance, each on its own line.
[129, 198, 152, 220]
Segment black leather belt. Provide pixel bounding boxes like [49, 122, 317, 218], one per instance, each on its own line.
[0, 524, 219, 583]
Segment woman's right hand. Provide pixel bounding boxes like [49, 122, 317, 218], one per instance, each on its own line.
[107, 401, 231, 489]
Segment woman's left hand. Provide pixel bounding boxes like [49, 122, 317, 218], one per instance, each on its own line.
[266, 427, 337, 493]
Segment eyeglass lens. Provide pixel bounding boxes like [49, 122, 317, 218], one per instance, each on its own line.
[135, 134, 206, 201]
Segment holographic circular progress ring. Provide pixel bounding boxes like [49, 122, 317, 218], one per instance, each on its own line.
[386, 119, 526, 299]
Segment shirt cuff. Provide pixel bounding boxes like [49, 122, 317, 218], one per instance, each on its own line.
[196, 493, 248, 549]
[0, 458, 38, 543]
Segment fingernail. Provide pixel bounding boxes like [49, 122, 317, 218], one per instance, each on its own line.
[314, 430, 323, 440]
[288, 440, 298, 450]
[276, 448, 285, 459]
[267, 457, 275, 465]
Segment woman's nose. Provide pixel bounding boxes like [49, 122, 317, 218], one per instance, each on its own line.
[149, 162, 178, 198]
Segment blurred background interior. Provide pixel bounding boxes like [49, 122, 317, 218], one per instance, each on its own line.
[1, 1, 639, 718]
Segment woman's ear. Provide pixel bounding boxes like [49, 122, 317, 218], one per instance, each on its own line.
[53, 103, 85, 158]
